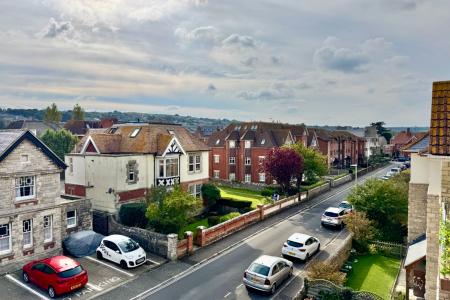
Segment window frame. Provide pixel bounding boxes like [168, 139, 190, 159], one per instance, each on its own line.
[259, 173, 266, 183]
[229, 173, 236, 181]
[229, 157, 236, 164]
[229, 140, 236, 148]
[0, 223, 11, 255]
[158, 157, 179, 178]
[188, 184, 202, 198]
[188, 154, 201, 173]
[245, 157, 251, 165]
[244, 174, 251, 183]
[67, 210, 77, 229]
[213, 155, 220, 164]
[258, 156, 265, 164]
[213, 170, 220, 179]
[22, 219, 33, 249]
[43, 215, 53, 243]
[244, 140, 251, 149]
[15, 176, 36, 201]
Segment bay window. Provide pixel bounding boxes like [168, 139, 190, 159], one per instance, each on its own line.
[158, 157, 179, 178]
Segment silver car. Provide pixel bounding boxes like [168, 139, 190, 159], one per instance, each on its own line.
[243, 255, 293, 294]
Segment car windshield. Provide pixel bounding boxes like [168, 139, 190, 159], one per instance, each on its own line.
[58, 265, 83, 278]
[339, 203, 352, 209]
[118, 238, 140, 253]
[287, 240, 303, 248]
[324, 211, 338, 217]
[391, 168, 398, 172]
[248, 263, 270, 276]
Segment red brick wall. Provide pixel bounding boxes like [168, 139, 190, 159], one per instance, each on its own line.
[117, 188, 148, 202]
[210, 147, 227, 180]
[251, 148, 271, 184]
[65, 183, 86, 197]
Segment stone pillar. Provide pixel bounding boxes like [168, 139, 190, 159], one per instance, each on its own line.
[425, 194, 440, 299]
[166, 233, 178, 261]
[257, 204, 264, 220]
[408, 183, 428, 242]
[196, 226, 206, 247]
[185, 231, 193, 255]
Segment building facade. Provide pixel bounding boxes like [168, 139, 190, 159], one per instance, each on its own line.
[65, 123, 209, 214]
[405, 81, 450, 299]
[0, 130, 91, 274]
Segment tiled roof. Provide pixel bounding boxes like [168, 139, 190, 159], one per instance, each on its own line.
[74, 123, 208, 155]
[64, 120, 102, 135]
[0, 130, 24, 155]
[402, 133, 429, 153]
[430, 81, 450, 155]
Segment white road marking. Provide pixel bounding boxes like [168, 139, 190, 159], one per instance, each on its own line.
[128, 165, 393, 300]
[86, 282, 103, 291]
[236, 284, 243, 289]
[5, 274, 50, 300]
[224, 292, 231, 298]
[146, 258, 160, 265]
[84, 256, 134, 277]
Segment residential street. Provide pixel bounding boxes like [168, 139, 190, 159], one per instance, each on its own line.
[95, 164, 393, 300]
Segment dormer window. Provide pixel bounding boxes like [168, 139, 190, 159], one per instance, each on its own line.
[168, 130, 175, 135]
[216, 139, 220, 145]
[234, 125, 241, 130]
[130, 128, 141, 138]
[261, 139, 266, 145]
[109, 127, 118, 134]
[251, 125, 258, 130]
[229, 140, 236, 148]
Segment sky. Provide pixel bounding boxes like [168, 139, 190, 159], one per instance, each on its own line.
[0, 0, 449, 126]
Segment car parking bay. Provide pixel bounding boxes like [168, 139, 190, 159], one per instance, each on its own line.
[1, 252, 164, 300]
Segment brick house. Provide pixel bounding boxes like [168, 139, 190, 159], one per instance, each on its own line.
[308, 128, 365, 168]
[64, 123, 209, 214]
[207, 122, 308, 184]
[0, 130, 92, 274]
[391, 128, 428, 158]
[404, 81, 450, 299]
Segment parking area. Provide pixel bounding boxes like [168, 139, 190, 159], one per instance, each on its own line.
[1, 253, 166, 300]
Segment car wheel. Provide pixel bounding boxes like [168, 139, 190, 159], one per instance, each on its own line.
[22, 272, 29, 283]
[120, 260, 128, 269]
[96, 251, 103, 260]
[288, 267, 293, 277]
[317, 243, 321, 252]
[305, 253, 310, 261]
[48, 286, 56, 298]
[270, 283, 277, 294]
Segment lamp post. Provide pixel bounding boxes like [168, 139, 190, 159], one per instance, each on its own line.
[350, 164, 358, 186]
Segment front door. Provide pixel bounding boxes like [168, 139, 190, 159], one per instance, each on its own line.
[412, 269, 425, 298]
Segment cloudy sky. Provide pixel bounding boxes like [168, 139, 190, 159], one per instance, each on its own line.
[0, 0, 449, 126]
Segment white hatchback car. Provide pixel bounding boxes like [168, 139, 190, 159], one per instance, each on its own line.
[321, 207, 346, 228]
[96, 235, 146, 269]
[281, 233, 320, 261]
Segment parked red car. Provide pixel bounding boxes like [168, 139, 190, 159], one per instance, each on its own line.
[22, 255, 88, 298]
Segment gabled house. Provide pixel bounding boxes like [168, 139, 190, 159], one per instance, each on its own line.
[391, 128, 428, 158]
[64, 123, 209, 214]
[0, 130, 91, 273]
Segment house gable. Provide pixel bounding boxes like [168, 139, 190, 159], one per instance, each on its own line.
[162, 137, 186, 156]
[80, 136, 100, 154]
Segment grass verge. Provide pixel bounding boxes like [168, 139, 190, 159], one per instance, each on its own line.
[218, 186, 270, 208]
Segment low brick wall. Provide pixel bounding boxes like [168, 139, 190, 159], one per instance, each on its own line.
[307, 182, 331, 199]
[177, 232, 193, 258]
[108, 216, 177, 260]
[331, 174, 353, 187]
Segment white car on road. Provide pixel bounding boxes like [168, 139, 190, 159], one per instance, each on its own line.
[321, 207, 346, 228]
[281, 233, 320, 261]
[243, 255, 293, 294]
[96, 234, 146, 269]
[386, 167, 401, 177]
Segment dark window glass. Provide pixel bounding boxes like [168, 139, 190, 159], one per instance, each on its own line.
[118, 239, 140, 253]
[58, 266, 83, 278]
[324, 212, 338, 217]
[287, 240, 303, 248]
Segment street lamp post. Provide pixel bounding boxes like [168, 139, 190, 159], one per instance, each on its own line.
[351, 164, 358, 186]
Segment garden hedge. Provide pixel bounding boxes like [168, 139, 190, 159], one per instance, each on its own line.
[119, 202, 148, 228]
[217, 197, 252, 208]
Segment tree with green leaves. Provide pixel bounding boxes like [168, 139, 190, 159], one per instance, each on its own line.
[72, 103, 85, 120]
[43, 103, 62, 124]
[40, 129, 78, 161]
[287, 143, 328, 183]
[346, 173, 409, 242]
[201, 183, 220, 207]
[146, 185, 201, 234]
[371, 121, 392, 143]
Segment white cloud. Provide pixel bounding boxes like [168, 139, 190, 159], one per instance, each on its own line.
[222, 34, 256, 48]
[237, 82, 294, 101]
[38, 18, 74, 39]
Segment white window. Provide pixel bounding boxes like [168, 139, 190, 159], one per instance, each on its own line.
[128, 167, 135, 182]
[258, 156, 266, 164]
[261, 139, 266, 145]
[213, 155, 220, 163]
[69, 157, 74, 174]
[259, 173, 266, 182]
[234, 125, 241, 130]
[43, 215, 53, 243]
[15, 176, 35, 200]
[229, 140, 236, 148]
[229, 157, 236, 164]
[245, 157, 251, 165]
[213, 170, 220, 179]
[23, 219, 32, 249]
[215, 139, 220, 145]
[189, 154, 201, 173]
[229, 173, 236, 181]
[189, 184, 202, 198]
[67, 210, 77, 228]
[244, 140, 251, 148]
[130, 128, 141, 138]
[244, 174, 251, 183]
[158, 158, 179, 177]
[0, 223, 11, 255]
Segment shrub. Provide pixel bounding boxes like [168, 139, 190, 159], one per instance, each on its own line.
[261, 187, 279, 197]
[201, 184, 221, 207]
[217, 197, 252, 208]
[307, 261, 346, 285]
[119, 202, 148, 228]
[208, 216, 221, 226]
[240, 207, 254, 213]
[286, 186, 299, 196]
[219, 212, 241, 223]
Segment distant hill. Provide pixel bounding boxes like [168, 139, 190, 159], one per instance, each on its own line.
[0, 108, 233, 132]
[310, 125, 429, 134]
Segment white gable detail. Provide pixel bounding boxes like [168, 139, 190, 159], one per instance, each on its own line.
[80, 136, 100, 154]
[162, 136, 186, 156]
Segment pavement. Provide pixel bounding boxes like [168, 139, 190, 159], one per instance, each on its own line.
[94, 163, 394, 300]
[2, 164, 394, 300]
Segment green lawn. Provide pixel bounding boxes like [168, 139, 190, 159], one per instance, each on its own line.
[346, 254, 401, 299]
[179, 218, 208, 239]
[218, 186, 270, 208]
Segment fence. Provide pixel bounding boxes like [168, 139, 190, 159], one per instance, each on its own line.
[295, 279, 384, 300]
[368, 240, 406, 258]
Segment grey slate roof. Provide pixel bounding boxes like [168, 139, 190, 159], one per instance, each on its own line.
[0, 130, 24, 155]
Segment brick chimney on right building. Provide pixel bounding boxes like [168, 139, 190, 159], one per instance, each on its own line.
[430, 81, 450, 155]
